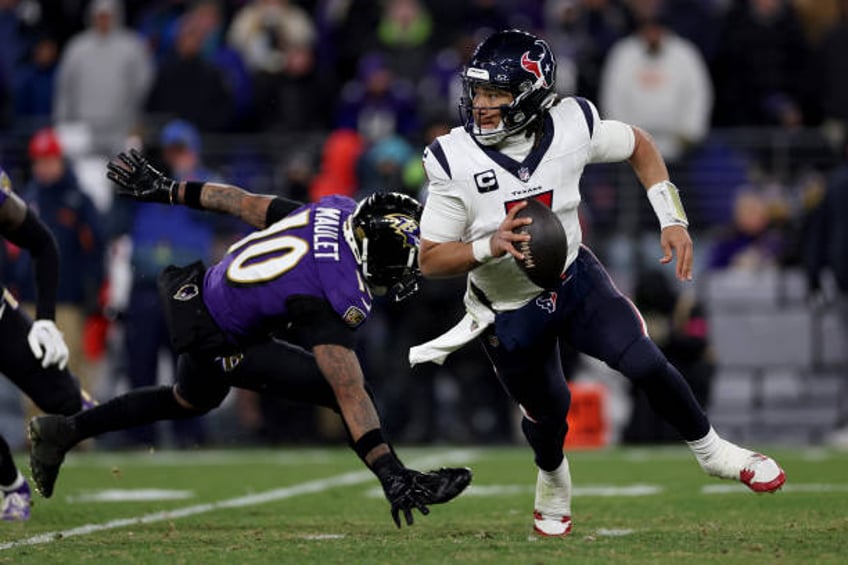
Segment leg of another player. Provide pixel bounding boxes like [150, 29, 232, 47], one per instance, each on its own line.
[29, 353, 229, 498]
[0, 294, 88, 518]
[0, 297, 85, 417]
[565, 249, 785, 492]
[0, 434, 30, 521]
[481, 334, 573, 536]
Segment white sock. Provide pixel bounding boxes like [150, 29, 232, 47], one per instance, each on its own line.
[687, 427, 721, 462]
[687, 427, 752, 478]
[536, 456, 571, 516]
[0, 471, 24, 492]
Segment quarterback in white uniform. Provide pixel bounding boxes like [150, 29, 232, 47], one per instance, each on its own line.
[411, 29, 786, 536]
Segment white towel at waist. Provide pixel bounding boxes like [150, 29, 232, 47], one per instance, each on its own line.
[409, 282, 495, 366]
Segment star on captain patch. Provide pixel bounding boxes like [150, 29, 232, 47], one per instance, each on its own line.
[342, 305, 367, 327]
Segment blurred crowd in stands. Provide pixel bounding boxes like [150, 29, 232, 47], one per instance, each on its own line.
[0, 0, 847, 448]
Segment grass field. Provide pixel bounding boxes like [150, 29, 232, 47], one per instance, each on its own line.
[0, 445, 846, 563]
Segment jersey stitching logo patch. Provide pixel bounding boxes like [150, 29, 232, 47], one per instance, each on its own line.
[219, 353, 244, 373]
[173, 283, 199, 302]
[474, 169, 499, 193]
[343, 305, 367, 327]
[535, 291, 557, 313]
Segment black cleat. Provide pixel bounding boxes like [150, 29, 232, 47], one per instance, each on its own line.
[413, 467, 473, 505]
[28, 415, 75, 499]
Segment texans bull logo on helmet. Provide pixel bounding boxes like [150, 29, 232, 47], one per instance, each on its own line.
[520, 41, 554, 89]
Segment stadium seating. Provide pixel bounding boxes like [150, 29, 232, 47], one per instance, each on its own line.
[702, 268, 847, 444]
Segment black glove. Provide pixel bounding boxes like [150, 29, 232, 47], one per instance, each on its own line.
[412, 467, 473, 505]
[371, 453, 430, 528]
[106, 148, 177, 205]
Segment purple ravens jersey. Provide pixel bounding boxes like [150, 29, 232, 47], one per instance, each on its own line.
[202, 195, 372, 341]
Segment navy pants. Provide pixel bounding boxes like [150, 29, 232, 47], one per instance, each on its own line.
[481, 246, 709, 471]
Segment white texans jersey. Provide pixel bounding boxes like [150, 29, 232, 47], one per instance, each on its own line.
[421, 96, 635, 312]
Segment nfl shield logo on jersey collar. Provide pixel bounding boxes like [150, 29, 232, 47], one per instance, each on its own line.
[517, 167, 531, 182]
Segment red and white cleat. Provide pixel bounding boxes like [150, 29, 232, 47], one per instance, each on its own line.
[533, 510, 572, 537]
[696, 436, 787, 494]
[740, 453, 786, 493]
[532, 457, 573, 537]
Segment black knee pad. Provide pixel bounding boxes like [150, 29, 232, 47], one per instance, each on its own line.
[174, 382, 227, 414]
[175, 354, 230, 413]
[614, 336, 667, 381]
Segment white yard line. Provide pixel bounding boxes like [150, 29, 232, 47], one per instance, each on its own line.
[62, 450, 337, 468]
[366, 483, 663, 498]
[0, 449, 476, 551]
[596, 528, 636, 537]
[67, 489, 196, 503]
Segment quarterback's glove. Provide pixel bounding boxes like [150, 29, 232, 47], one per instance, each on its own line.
[27, 320, 69, 370]
[107, 148, 177, 205]
[372, 454, 431, 528]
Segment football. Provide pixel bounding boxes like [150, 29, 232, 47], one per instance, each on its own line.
[512, 198, 568, 289]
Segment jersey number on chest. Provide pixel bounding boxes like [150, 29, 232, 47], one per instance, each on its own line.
[226, 209, 311, 285]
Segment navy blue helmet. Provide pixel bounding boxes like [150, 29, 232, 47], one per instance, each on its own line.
[345, 192, 423, 301]
[460, 29, 558, 145]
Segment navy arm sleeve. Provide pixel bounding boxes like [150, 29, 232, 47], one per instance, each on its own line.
[4, 208, 59, 320]
[286, 295, 356, 350]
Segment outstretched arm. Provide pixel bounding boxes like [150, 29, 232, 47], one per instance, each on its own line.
[313, 343, 432, 527]
[173, 182, 276, 230]
[107, 149, 302, 229]
[313, 344, 390, 463]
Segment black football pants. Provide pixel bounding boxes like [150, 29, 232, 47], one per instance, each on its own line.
[0, 290, 82, 416]
[174, 338, 339, 413]
[0, 290, 82, 484]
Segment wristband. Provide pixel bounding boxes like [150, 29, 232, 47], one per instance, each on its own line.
[353, 428, 386, 461]
[647, 180, 689, 229]
[183, 181, 204, 209]
[471, 237, 493, 264]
